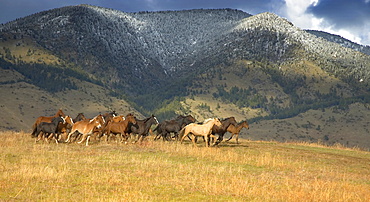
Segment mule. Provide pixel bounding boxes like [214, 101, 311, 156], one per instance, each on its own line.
[179, 118, 222, 147]
[65, 114, 105, 146]
[225, 120, 249, 144]
[33, 116, 65, 144]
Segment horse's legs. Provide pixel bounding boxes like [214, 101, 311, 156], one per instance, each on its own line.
[235, 133, 239, 144]
[77, 133, 87, 144]
[225, 133, 235, 142]
[65, 130, 75, 143]
[190, 135, 198, 147]
[209, 134, 218, 146]
[85, 136, 90, 146]
[180, 131, 188, 144]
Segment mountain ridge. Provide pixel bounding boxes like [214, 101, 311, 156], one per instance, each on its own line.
[1, 5, 370, 148]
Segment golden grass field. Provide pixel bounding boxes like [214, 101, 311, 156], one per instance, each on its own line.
[1, 131, 369, 201]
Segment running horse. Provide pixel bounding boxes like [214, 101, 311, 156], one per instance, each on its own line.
[211, 117, 238, 145]
[154, 115, 196, 141]
[31, 109, 65, 136]
[103, 114, 137, 142]
[128, 114, 159, 142]
[179, 118, 222, 147]
[225, 120, 249, 144]
[65, 114, 105, 146]
[33, 116, 65, 144]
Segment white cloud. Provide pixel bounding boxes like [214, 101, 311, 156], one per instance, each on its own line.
[282, 0, 369, 46]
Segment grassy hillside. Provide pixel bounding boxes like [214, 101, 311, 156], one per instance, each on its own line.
[1, 131, 369, 201]
[0, 67, 142, 131]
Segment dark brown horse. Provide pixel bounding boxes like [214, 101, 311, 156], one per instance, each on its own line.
[31, 109, 65, 135]
[154, 115, 196, 141]
[73, 113, 86, 123]
[128, 114, 159, 142]
[225, 120, 249, 144]
[33, 117, 65, 144]
[211, 117, 238, 145]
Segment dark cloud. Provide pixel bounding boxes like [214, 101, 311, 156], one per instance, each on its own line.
[307, 0, 370, 29]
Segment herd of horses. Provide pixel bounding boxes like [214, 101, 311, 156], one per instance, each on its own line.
[30, 109, 249, 146]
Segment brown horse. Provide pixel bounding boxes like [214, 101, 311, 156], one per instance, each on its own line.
[31, 109, 65, 135]
[65, 114, 105, 146]
[56, 115, 74, 141]
[180, 118, 222, 147]
[112, 115, 125, 122]
[104, 114, 137, 142]
[225, 120, 249, 144]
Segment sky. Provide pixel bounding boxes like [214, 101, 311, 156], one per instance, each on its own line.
[1, 0, 369, 46]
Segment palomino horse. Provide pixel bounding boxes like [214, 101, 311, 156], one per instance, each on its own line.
[225, 120, 249, 144]
[31, 109, 65, 135]
[65, 114, 105, 146]
[103, 114, 137, 142]
[128, 114, 159, 142]
[180, 118, 222, 147]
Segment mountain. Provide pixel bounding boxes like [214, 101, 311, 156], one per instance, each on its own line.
[306, 30, 370, 55]
[1, 5, 370, 148]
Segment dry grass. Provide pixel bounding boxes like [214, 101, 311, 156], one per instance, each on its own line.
[1, 131, 369, 201]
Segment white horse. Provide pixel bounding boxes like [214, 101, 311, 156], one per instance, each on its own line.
[179, 118, 222, 147]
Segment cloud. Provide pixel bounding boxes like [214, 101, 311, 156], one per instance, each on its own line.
[280, 0, 370, 45]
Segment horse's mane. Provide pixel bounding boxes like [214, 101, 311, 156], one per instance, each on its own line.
[203, 118, 215, 124]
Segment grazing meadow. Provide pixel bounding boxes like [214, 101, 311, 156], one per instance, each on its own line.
[1, 131, 369, 201]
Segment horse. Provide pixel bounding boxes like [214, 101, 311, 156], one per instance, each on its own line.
[211, 117, 238, 145]
[65, 114, 105, 146]
[56, 115, 74, 141]
[103, 114, 137, 143]
[225, 120, 249, 144]
[128, 114, 159, 142]
[154, 115, 196, 141]
[112, 115, 125, 122]
[31, 109, 65, 134]
[179, 118, 222, 147]
[73, 113, 86, 123]
[102, 111, 118, 125]
[33, 116, 65, 144]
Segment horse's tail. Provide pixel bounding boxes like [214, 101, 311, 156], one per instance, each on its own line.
[31, 122, 38, 137]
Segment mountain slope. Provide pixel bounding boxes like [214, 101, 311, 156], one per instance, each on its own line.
[0, 5, 370, 148]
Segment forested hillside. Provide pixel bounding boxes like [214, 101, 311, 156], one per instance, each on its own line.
[1, 5, 370, 148]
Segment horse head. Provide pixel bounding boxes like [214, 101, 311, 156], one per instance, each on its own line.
[56, 109, 66, 117]
[214, 118, 222, 127]
[64, 115, 74, 125]
[126, 114, 137, 125]
[242, 120, 250, 129]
